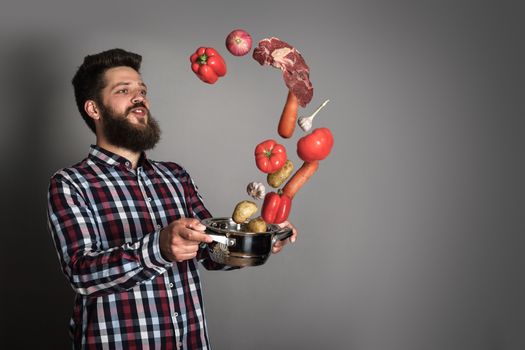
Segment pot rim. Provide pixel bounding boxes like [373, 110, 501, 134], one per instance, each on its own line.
[202, 217, 282, 236]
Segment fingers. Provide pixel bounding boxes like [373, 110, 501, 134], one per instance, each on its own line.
[289, 225, 298, 243]
[272, 240, 285, 254]
[272, 221, 298, 254]
[169, 238, 201, 262]
[160, 218, 213, 262]
[184, 218, 206, 232]
[174, 246, 200, 262]
[178, 225, 212, 244]
[278, 220, 298, 243]
[175, 218, 210, 243]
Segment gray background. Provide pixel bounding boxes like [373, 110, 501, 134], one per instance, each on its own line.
[0, 0, 523, 349]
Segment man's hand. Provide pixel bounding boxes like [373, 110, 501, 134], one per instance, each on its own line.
[272, 221, 298, 254]
[159, 218, 212, 262]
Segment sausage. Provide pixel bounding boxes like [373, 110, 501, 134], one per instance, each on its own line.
[278, 90, 299, 138]
[282, 161, 319, 199]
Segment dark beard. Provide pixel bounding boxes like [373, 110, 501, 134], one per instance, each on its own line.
[99, 102, 161, 153]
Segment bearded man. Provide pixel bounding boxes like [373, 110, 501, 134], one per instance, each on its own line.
[47, 48, 297, 349]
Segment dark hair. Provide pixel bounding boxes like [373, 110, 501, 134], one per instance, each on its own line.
[72, 48, 142, 133]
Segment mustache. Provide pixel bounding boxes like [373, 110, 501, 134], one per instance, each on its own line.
[126, 102, 149, 115]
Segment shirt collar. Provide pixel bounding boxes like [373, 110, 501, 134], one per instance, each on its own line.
[88, 145, 155, 172]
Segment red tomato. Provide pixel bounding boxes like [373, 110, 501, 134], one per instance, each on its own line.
[254, 139, 287, 174]
[297, 127, 334, 162]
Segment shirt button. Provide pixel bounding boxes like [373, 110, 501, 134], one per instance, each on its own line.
[169, 283, 174, 288]
[174, 312, 179, 317]
[165, 264, 171, 268]
[156, 225, 162, 229]
[147, 197, 152, 202]
[125, 161, 130, 167]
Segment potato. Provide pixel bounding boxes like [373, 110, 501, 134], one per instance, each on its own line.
[245, 217, 267, 233]
[267, 160, 294, 188]
[232, 200, 258, 224]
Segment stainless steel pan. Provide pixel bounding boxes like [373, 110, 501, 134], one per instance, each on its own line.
[201, 217, 293, 267]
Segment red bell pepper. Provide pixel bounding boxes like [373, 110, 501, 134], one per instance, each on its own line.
[262, 191, 292, 224]
[297, 127, 334, 162]
[254, 139, 287, 174]
[190, 47, 227, 84]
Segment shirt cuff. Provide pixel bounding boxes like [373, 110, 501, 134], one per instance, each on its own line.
[140, 229, 173, 272]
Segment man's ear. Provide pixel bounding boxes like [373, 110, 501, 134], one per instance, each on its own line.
[84, 100, 100, 120]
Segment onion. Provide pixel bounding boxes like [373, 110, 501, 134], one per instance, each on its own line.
[225, 29, 252, 56]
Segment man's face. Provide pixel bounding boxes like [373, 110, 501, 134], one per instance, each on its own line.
[97, 66, 160, 152]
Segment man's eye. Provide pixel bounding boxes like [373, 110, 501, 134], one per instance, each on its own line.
[141, 90, 147, 96]
[116, 89, 128, 94]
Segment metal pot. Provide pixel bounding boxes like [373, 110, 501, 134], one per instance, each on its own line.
[201, 217, 293, 267]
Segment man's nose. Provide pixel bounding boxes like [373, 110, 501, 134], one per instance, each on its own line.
[131, 93, 145, 104]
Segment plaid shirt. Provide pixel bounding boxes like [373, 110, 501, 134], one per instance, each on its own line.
[47, 145, 226, 349]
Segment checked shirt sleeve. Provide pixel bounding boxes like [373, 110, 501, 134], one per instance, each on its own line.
[47, 174, 172, 297]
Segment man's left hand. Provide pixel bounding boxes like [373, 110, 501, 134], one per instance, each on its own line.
[272, 221, 298, 254]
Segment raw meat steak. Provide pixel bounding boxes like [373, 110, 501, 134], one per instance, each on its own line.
[253, 37, 313, 107]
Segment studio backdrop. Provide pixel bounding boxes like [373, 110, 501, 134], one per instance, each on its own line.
[0, 1, 523, 349]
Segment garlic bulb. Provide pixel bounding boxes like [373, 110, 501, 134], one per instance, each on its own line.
[298, 99, 330, 132]
[246, 182, 266, 200]
[298, 116, 313, 132]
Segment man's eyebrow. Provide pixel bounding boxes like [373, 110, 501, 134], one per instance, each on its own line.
[110, 81, 148, 90]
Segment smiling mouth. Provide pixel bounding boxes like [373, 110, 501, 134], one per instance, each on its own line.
[127, 107, 149, 123]
[130, 107, 147, 116]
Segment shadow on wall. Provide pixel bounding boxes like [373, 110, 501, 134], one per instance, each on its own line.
[0, 38, 74, 348]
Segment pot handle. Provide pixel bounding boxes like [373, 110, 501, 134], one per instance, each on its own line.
[271, 227, 293, 247]
[207, 234, 236, 247]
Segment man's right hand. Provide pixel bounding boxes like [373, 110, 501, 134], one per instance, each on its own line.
[159, 218, 213, 262]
